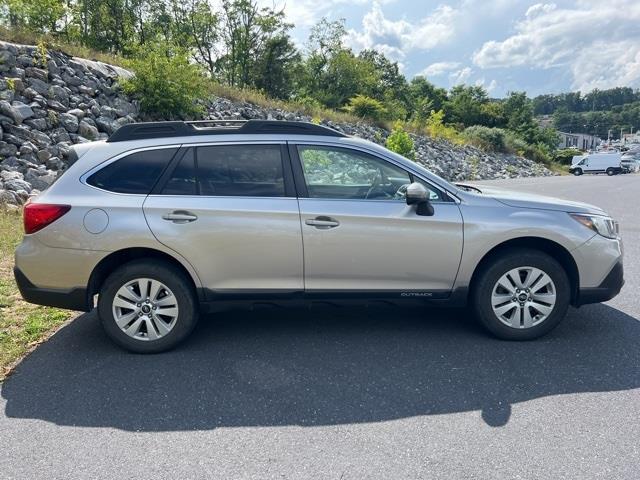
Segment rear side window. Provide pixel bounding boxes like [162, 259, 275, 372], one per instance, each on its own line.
[87, 148, 177, 194]
[162, 149, 197, 195]
[196, 145, 285, 197]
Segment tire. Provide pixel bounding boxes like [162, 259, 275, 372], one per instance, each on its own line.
[606, 168, 615, 176]
[97, 259, 199, 353]
[472, 249, 570, 340]
[572, 168, 583, 176]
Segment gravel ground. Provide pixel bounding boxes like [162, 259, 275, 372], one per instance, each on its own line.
[0, 174, 638, 480]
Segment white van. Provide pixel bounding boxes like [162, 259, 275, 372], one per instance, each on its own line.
[569, 153, 623, 176]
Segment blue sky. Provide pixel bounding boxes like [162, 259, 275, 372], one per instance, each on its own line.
[264, 0, 640, 98]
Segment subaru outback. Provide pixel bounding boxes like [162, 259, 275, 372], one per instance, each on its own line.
[14, 120, 624, 352]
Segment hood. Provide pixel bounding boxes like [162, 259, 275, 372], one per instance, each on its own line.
[457, 183, 607, 215]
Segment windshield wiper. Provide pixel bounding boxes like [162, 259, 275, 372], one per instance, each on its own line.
[455, 183, 483, 193]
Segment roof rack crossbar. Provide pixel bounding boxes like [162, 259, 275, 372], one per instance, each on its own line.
[106, 119, 346, 142]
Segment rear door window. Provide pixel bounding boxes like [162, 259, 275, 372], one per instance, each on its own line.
[87, 148, 177, 194]
[196, 145, 285, 197]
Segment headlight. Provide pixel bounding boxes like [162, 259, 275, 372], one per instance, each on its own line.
[570, 213, 619, 239]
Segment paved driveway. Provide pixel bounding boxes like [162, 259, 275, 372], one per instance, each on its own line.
[1, 174, 639, 479]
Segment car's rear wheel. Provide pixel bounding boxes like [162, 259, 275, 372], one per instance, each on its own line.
[606, 168, 616, 176]
[573, 168, 583, 176]
[472, 249, 570, 340]
[98, 260, 198, 353]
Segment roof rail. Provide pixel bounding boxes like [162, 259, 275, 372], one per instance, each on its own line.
[106, 119, 346, 143]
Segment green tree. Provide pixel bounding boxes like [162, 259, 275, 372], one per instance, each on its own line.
[408, 76, 447, 124]
[4, 0, 65, 32]
[252, 34, 301, 99]
[216, 0, 290, 88]
[444, 85, 489, 127]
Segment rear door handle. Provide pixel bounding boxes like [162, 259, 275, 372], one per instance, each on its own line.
[162, 211, 198, 223]
[305, 216, 340, 229]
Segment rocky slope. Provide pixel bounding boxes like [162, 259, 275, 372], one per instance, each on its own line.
[0, 40, 553, 205]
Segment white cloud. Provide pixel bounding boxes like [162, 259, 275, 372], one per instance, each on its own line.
[449, 67, 473, 85]
[264, 0, 397, 29]
[472, 0, 640, 91]
[525, 3, 557, 18]
[345, 2, 460, 61]
[420, 61, 461, 77]
[475, 77, 498, 93]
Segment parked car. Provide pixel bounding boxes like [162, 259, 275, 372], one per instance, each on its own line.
[14, 121, 624, 352]
[620, 153, 640, 173]
[569, 152, 623, 176]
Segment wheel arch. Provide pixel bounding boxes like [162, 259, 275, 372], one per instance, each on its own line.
[468, 237, 580, 305]
[87, 247, 203, 306]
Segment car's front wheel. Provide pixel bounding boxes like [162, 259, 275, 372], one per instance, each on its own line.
[472, 249, 570, 340]
[98, 260, 199, 353]
[573, 168, 583, 176]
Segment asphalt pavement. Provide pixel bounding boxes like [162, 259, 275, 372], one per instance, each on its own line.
[1, 174, 638, 479]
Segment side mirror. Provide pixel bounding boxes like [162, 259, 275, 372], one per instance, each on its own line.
[405, 182, 434, 216]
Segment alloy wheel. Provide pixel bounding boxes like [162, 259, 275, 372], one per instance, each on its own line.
[491, 266, 556, 329]
[112, 278, 179, 341]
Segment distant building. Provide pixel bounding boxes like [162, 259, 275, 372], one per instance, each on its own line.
[557, 132, 600, 150]
[622, 132, 640, 144]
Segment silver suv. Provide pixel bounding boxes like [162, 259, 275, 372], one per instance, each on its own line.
[14, 120, 624, 352]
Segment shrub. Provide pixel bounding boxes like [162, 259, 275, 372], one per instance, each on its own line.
[554, 148, 580, 165]
[425, 109, 462, 144]
[463, 126, 506, 152]
[386, 122, 415, 160]
[122, 46, 208, 120]
[504, 131, 552, 164]
[345, 95, 387, 121]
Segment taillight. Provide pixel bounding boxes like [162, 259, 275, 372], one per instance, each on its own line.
[23, 203, 71, 234]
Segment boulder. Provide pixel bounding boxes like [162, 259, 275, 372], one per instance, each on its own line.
[59, 112, 79, 132]
[0, 189, 18, 204]
[49, 85, 69, 105]
[0, 141, 18, 157]
[95, 115, 118, 134]
[24, 168, 55, 191]
[4, 177, 32, 193]
[27, 77, 50, 96]
[0, 50, 16, 72]
[0, 100, 34, 124]
[78, 120, 98, 140]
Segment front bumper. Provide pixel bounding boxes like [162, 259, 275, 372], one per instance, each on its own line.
[14, 267, 90, 311]
[576, 261, 624, 306]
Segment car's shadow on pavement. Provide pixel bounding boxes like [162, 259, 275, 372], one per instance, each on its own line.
[2, 303, 639, 429]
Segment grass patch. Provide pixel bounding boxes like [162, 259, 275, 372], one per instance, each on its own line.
[0, 207, 73, 381]
[0, 26, 126, 67]
[207, 83, 366, 126]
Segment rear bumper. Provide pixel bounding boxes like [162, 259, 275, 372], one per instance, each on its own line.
[576, 261, 624, 306]
[14, 267, 90, 311]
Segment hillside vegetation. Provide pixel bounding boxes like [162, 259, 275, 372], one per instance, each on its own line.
[0, 0, 578, 168]
[533, 88, 640, 139]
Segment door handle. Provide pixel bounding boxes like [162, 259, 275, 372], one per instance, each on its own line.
[162, 211, 198, 223]
[305, 216, 340, 229]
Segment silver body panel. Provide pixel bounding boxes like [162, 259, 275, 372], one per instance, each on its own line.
[144, 195, 303, 291]
[15, 131, 623, 307]
[298, 198, 462, 291]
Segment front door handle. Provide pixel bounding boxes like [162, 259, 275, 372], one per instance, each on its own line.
[305, 216, 340, 229]
[162, 211, 198, 223]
